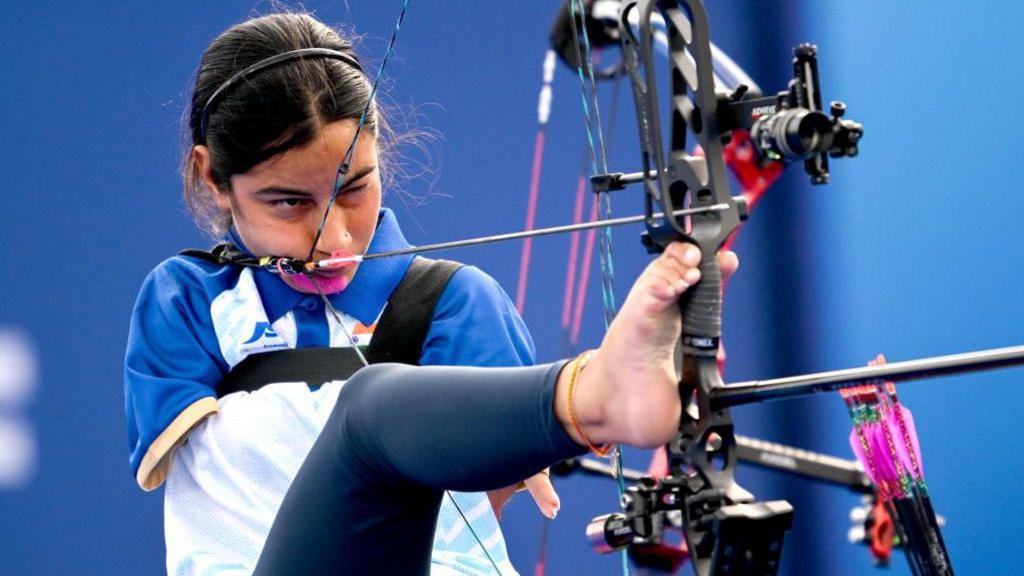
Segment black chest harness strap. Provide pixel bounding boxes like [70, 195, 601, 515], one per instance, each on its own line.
[177, 247, 463, 398]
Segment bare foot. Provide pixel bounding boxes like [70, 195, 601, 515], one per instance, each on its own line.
[555, 243, 738, 449]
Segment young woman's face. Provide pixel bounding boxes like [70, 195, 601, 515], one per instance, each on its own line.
[209, 120, 382, 294]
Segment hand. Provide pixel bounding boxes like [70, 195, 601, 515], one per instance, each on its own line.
[486, 469, 559, 521]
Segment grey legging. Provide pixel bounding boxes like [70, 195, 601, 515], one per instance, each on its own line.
[254, 361, 585, 575]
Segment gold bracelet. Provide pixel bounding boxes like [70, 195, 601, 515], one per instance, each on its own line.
[566, 350, 612, 458]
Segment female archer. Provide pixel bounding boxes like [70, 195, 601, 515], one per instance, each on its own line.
[125, 13, 555, 576]
[124, 10, 737, 575]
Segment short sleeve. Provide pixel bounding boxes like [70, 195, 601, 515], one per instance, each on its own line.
[124, 259, 227, 491]
[419, 265, 535, 368]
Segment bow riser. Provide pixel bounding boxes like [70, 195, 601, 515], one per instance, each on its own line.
[616, 2, 794, 575]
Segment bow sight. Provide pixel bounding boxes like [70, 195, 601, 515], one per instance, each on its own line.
[740, 44, 863, 184]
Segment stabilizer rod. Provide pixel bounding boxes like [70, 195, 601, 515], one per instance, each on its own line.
[714, 345, 1024, 408]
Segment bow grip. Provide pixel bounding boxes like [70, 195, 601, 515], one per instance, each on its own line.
[680, 239, 722, 356]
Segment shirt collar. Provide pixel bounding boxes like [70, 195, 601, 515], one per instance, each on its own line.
[232, 208, 416, 326]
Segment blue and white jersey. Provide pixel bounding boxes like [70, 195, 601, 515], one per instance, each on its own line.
[124, 208, 535, 576]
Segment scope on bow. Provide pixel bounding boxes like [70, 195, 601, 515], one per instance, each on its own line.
[746, 44, 864, 184]
[715, 43, 864, 185]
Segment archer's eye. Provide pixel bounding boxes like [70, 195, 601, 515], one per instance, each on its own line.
[338, 185, 367, 196]
[270, 198, 308, 208]
[334, 185, 368, 205]
[266, 197, 312, 219]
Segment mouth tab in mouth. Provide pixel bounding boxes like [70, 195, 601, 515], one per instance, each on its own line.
[282, 250, 359, 295]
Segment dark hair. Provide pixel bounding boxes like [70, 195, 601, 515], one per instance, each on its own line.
[183, 13, 385, 237]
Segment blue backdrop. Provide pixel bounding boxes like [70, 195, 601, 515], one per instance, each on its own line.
[1, 1, 1022, 574]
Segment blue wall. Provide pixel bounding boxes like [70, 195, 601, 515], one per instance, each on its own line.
[1, 1, 1021, 574]
[807, 2, 1024, 573]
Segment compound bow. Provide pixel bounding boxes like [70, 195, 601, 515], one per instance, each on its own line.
[568, 3, 1015, 576]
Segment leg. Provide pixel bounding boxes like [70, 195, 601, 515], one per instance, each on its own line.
[255, 242, 730, 575]
[255, 361, 584, 576]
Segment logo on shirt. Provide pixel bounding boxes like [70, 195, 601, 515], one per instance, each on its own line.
[239, 321, 288, 355]
[243, 322, 279, 344]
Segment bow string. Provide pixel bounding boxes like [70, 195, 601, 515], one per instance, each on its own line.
[305, 2, 508, 574]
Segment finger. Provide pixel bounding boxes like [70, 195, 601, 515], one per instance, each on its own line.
[654, 248, 695, 283]
[657, 245, 701, 288]
[524, 471, 560, 519]
[663, 244, 737, 277]
[647, 261, 688, 297]
[662, 242, 701, 268]
[718, 250, 739, 280]
[642, 267, 694, 304]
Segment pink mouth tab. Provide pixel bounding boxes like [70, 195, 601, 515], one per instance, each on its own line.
[284, 272, 350, 295]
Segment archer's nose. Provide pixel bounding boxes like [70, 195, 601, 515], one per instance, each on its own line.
[312, 210, 353, 256]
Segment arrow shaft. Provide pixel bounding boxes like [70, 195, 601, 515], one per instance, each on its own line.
[312, 204, 729, 269]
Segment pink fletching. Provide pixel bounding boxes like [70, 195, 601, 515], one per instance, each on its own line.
[867, 423, 900, 486]
[849, 428, 878, 485]
[894, 405, 923, 478]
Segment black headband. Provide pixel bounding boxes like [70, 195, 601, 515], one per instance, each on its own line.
[199, 47, 363, 142]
